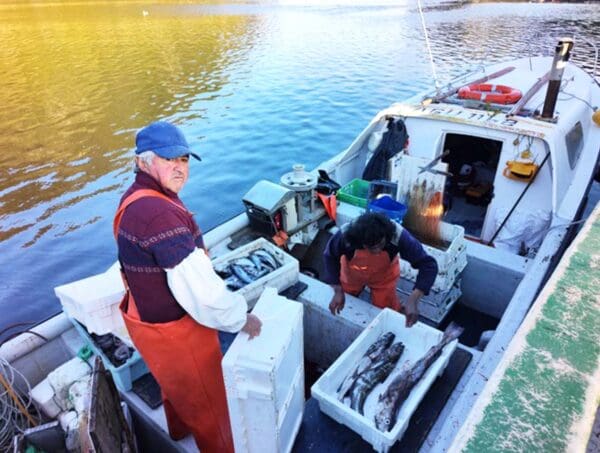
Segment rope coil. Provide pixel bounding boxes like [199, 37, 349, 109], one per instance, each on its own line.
[0, 357, 42, 450]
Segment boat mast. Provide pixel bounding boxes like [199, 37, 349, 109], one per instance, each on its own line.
[541, 38, 573, 120]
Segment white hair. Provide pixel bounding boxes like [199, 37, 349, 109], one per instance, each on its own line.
[135, 150, 156, 173]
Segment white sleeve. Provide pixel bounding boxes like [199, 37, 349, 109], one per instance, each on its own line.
[165, 248, 248, 333]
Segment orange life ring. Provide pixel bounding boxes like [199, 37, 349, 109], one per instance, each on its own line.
[458, 83, 522, 105]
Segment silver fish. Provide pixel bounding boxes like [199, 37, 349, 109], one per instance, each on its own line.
[337, 331, 395, 400]
[374, 322, 463, 432]
[224, 274, 244, 290]
[232, 257, 257, 269]
[248, 253, 264, 270]
[252, 249, 280, 270]
[230, 263, 254, 284]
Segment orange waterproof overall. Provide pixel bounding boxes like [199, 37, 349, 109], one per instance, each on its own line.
[114, 190, 234, 453]
[340, 249, 401, 311]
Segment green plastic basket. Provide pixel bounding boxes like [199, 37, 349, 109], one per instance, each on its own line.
[337, 179, 370, 208]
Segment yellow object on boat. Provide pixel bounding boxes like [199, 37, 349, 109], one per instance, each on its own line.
[503, 160, 538, 181]
[593, 109, 600, 126]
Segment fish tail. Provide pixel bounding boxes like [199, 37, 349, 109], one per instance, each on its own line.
[442, 322, 464, 344]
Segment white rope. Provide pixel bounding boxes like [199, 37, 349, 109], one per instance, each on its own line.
[0, 357, 42, 450]
[417, 0, 440, 91]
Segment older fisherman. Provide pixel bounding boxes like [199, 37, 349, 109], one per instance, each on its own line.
[323, 212, 437, 327]
[114, 121, 261, 453]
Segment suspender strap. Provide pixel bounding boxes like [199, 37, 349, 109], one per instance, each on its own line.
[113, 189, 188, 239]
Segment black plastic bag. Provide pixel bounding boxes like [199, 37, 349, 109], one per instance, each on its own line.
[316, 169, 341, 195]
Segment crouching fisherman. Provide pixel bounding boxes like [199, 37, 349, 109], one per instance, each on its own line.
[323, 212, 437, 327]
[114, 121, 262, 453]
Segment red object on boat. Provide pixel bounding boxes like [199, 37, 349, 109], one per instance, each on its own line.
[458, 83, 522, 104]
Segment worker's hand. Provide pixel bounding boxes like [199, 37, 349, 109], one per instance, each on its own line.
[404, 289, 423, 328]
[242, 314, 262, 339]
[329, 285, 345, 315]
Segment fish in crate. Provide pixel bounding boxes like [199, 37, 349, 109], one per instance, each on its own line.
[374, 322, 463, 432]
[337, 332, 405, 415]
[216, 248, 282, 290]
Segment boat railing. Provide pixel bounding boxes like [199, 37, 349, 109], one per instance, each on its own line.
[422, 66, 516, 105]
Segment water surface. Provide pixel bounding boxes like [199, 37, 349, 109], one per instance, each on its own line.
[1, 0, 599, 335]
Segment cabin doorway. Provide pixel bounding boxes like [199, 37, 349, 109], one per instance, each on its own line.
[441, 133, 502, 237]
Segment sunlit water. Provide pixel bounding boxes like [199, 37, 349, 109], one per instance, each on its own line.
[1, 0, 599, 334]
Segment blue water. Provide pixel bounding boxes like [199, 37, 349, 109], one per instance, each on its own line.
[1, 0, 599, 338]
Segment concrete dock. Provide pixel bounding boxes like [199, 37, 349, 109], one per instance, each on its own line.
[450, 204, 600, 452]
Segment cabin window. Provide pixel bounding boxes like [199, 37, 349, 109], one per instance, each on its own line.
[565, 122, 584, 169]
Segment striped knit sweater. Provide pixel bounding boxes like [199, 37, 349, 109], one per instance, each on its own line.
[116, 172, 204, 323]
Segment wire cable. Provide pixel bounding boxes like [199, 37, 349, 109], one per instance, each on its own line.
[417, 0, 440, 92]
[0, 357, 42, 450]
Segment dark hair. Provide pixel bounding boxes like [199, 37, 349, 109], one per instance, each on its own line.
[345, 212, 395, 248]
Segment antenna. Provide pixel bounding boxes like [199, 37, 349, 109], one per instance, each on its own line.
[417, 0, 441, 93]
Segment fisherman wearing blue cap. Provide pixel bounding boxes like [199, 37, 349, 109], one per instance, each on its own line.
[114, 121, 261, 453]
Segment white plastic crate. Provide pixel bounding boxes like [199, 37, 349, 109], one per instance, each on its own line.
[400, 222, 467, 293]
[397, 278, 462, 325]
[311, 309, 459, 452]
[54, 263, 126, 336]
[222, 288, 304, 453]
[212, 238, 299, 308]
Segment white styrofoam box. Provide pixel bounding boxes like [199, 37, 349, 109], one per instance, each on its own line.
[30, 378, 62, 418]
[58, 410, 78, 432]
[400, 222, 467, 293]
[54, 264, 126, 336]
[311, 309, 459, 452]
[336, 201, 365, 227]
[47, 357, 92, 410]
[31, 357, 92, 417]
[212, 238, 299, 308]
[397, 278, 462, 325]
[222, 288, 304, 453]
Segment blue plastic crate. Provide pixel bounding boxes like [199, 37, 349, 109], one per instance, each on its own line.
[367, 195, 407, 223]
[69, 317, 149, 392]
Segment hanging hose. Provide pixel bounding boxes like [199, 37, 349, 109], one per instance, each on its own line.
[0, 357, 42, 450]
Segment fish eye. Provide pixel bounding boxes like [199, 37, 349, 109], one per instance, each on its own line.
[385, 418, 390, 425]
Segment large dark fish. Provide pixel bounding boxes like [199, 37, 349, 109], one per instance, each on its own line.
[348, 342, 405, 414]
[374, 322, 463, 432]
[337, 331, 395, 400]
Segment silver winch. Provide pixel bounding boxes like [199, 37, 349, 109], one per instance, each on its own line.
[280, 164, 319, 227]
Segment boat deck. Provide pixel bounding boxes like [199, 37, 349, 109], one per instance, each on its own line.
[118, 272, 479, 453]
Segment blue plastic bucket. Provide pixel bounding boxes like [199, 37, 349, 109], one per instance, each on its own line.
[367, 196, 407, 223]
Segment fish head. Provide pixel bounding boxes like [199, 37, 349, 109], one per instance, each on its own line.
[386, 342, 405, 361]
[365, 331, 395, 356]
[374, 407, 394, 432]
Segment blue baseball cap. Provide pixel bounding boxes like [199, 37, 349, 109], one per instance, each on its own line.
[135, 121, 201, 161]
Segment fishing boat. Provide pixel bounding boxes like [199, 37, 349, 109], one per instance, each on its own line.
[2, 38, 599, 452]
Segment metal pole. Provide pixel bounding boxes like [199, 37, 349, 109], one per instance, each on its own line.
[541, 38, 574, 119]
